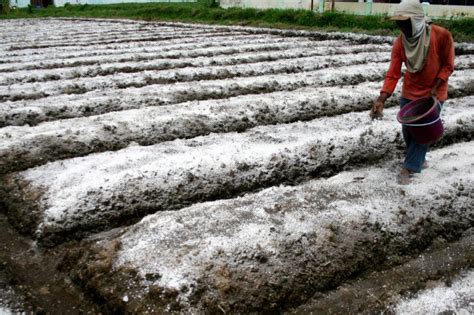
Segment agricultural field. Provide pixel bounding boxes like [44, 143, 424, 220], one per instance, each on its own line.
[0, 18, 473, 313]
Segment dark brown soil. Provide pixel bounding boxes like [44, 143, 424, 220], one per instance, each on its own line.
[0, 213, 101, 314]
[290, 230, 474, 314]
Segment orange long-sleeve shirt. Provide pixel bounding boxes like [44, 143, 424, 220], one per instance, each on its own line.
[381, 24, 455, 102]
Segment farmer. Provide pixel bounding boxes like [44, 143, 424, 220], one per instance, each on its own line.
[370, 0, 454, 184]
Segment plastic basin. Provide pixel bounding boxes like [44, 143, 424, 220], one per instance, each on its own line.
[396, 96, 444, 145]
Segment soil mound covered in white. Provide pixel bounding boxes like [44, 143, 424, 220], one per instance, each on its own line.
[0, 18, 473, 313]
[65, 142, 473, 313]
[2, 97, 474, 244]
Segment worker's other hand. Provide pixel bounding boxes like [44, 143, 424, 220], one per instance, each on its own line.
[370, 100, 385, 120]
[370, 92, 390, 120]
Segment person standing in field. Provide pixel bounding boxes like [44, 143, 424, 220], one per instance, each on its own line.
[370, 0, 455, 184]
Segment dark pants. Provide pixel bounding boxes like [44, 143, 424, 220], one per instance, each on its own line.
[400, 97, 443, 173]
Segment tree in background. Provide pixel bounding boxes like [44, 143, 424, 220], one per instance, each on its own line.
[199, 0, 219, 8]
[1, 0, 11, 14]
[1, 0, 10, 14]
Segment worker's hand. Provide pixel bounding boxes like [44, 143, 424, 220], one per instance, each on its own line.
[430, 86, 438, 99]
[370, 99, 385, 120]
[431, 78, 442, 99]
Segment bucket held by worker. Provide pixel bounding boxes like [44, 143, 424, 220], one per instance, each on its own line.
[396, 96, 443, 145]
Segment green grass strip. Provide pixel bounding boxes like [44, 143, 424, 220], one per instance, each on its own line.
[1, 2, 473, 42]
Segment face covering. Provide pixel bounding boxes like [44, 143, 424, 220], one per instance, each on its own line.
[394, 0, 432, 73]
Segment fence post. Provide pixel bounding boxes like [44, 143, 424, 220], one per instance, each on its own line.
[318, 0, 324, 13]
[365, 0, 372, 15]
[422, 1, 430, 16]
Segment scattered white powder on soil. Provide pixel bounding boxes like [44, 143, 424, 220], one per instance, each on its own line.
[9, 95, 473, 241]
[111, 141, 473, 302]
[394, 270, 474, 315]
